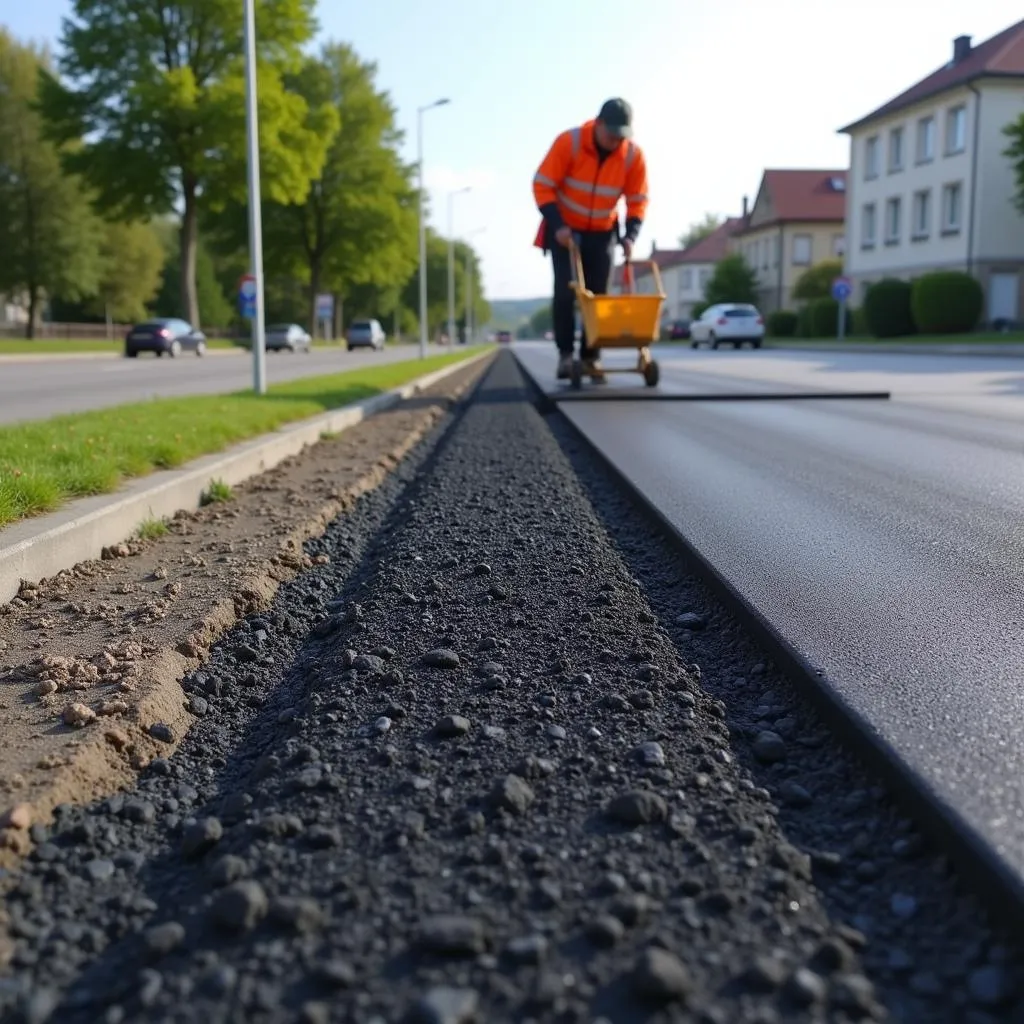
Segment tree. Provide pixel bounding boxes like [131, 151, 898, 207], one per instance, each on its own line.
[91, 220, 166, 323]
[39, 0, 337, 329]
[253, 44, 417, 332]
[0, 30, 101, 337]
[1004, 113, 1024, 214]
[793, 258, 844, 302]
[703, 253, 758, 306]
[529, 304, 553, 336]
[679, 213, 723, 249]
[153, 231, 234, 328]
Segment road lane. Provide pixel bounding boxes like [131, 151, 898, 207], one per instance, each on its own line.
[516, 340, 1024, 893]
[0, 344, 451, 424]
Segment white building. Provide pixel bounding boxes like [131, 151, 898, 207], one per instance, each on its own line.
[841, 20, 1024, 324]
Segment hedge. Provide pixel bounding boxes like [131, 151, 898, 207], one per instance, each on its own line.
[767, 310, 798, 337]
[910, 271, 983, 334]
[797, 298, 851, 338]
[863, 278, 916, 338]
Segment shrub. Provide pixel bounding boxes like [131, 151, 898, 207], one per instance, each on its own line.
[863, 278, 915, 338]
[850, 306, 869, 337]
[703, 254, 758, 306]
[793, 259, 845, 302]
[911, 271, 983, 334]
[691, 301, 709, 321]
[767, 310, 798, 337]
[802, 297, 851, 338]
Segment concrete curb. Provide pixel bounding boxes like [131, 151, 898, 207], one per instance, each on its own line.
[763, 342, 1024, 359]
[0, 350, 493, 605]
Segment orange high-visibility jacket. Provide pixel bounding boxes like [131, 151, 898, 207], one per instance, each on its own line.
[532, 120, 649, 247]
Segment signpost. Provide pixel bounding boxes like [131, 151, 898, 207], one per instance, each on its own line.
[831, 275, 852, 343]
[242, 0, 266, 393]
[315, 294, 334, 341]
[238, 274, 257, 320]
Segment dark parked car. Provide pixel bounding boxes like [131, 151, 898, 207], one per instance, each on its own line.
[669, 319, 691, 340]
[125, 318, 207, 358]
[496, 330, 512, 344]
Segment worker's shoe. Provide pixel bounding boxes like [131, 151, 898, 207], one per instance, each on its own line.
[581, 358, 607, 382]
[556, 355, 573, 380]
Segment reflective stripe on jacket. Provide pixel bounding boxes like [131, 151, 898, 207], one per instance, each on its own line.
[532, 119, 649, 246]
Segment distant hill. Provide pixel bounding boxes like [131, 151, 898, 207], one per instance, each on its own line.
[487, 297, 548, 329]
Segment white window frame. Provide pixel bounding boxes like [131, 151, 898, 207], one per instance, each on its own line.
[681, 268, 693, 291]
[888, 126, 904, 173]
[864, 135, 880, 179]
[911, 189, 931, 240]
[832, 233, 846, 257]
[885, 197, 902, 245]
[861, 203, 876, 249]
[791, 234, 812, 266]
[916, 116, 935, 163]
[942, 182, 963, 233]
[946, 106, 967, 155]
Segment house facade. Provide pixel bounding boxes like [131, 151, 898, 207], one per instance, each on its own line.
[729, 170, 847, 314]
[841, 21, 1024, 323]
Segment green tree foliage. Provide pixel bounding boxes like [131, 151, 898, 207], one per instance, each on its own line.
[678, 213, 723, 249]
[251, 44, 417, 332]
[766, 310, 798, 337]
[39, 0, 337, 329]
[793, 258, 844, 301]
[154, 232, 234, 328]
[863, 278, 916, 338]
[91, 220, 166, 322]
[911, 271, 983, 333]
[1004, 113, 1024, 215]
[798, 297, 851, 338]
[0, 30, 101, 338]
[703, 253, 758, 306]
[529, 304, 554, 336]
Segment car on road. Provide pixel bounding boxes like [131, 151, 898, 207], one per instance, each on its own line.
[689, 304, 764, 349]
[664, 319, 691, 341]
[496, 330, 512, 344]
[125, 318, 207, 358]
[265, 323, 312, 353]
[346, 318, 386, 352]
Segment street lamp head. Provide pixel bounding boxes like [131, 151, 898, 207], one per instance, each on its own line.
[435, 98, 451, 107]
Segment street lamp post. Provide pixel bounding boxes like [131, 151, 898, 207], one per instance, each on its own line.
[465, 226, 487, 343]
[447, 187, 471, 347]
[242, 0, 266, 393]
[417, 98, 450, 359]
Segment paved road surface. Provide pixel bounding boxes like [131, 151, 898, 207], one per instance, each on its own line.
[517, 340, 1024, 894]
[0, 344, 449, 424]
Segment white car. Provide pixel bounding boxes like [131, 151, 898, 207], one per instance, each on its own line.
[689, 303, 765, 349]
[346, 318, 386, 351]
[265, 323, 312, 353]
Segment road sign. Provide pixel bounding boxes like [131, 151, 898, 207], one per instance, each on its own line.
[315, 294, 334, 320]
[831, 276, 852, 302]
[238, 274, 257, 319]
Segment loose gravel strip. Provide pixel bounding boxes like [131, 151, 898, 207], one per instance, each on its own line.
[0, 351, 1020, 1024]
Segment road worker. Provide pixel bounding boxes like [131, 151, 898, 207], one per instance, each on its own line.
[532, 98, 649, 381]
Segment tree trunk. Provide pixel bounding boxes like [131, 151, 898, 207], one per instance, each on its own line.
[180, 181, 200, 328]
[26, 285, 37, 340]
[307, 259, 321, 338]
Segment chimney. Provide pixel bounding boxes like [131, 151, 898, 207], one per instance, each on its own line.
[953, 34, 972, 64]
[742, 195, 749, 219]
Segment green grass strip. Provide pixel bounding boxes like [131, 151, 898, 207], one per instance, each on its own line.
[0, 348, 487, 529]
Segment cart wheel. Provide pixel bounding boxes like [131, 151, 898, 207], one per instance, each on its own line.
[569, 359, 583, 390]
[643, 360, 660, 388]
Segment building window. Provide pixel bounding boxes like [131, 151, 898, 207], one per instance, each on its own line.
[916, 116, 935, 163]
[861, 203, 876, 249]
[946, 105, 966, 154]
[911, 190, 931, 239]
[888, 127, 904, 173]
[885, 197, 902, 244]
[762, 241, 769, 270]
[832, 234, 846, 257]
[773, 235, 781, 266]
[681, 268, 693, 290]
[699, 269, 710, 290]
[791, 234, 812, 266]
[942, 182, 963, 233]
[865, 135, 880, 179]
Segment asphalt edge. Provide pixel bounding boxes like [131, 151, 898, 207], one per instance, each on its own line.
[513, 346, 1024, 932]
[0, 350, 494, 606]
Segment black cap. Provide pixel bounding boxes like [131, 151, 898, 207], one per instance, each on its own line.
[597, 98, 633, 138]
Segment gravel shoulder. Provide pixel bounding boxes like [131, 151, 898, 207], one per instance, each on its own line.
[0, 358, 491, 868]
[0, 351, 1020, 1023]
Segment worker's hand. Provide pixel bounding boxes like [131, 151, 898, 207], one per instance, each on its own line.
[621, 237, 634, 260]
[555, 226, 573, 248]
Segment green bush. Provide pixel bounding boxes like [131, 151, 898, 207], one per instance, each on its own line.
[863, 278, 916, 338]
[910, 271, 983, 334]
[801, 297, 851, 338]
[691, 301, 709, 321]
[767, 310, 798, 337]
[850, 306, 869, 337]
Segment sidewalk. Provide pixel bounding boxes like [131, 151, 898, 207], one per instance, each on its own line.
[764, 339, 1024, 358]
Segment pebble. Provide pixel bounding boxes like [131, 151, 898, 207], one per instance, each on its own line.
[752, 730, 787, 763]
[411, 986, 479, 1024]
[62, 703, 96, 728]
[674, 612, 707, 630]
[210, 880, 269, 932]
[373, 716, 392, 734]
[423, 649, 461, 669]
[606, 790, 668, 825]
[270, 896, 326, 933]
[435, 715, 471, 738]
[505, 935, 548, 965]
[785, 967, 827, 1006]
[209, 854, 249, 887]
[634, 741, 666, 767]
[84, 859, 116, 883]
[148, 722, 175, 744]
[778, 780, 812, 807]
[315, 959, 356, 988]
[546, 724, 567, 740]
[418, 915, 487, 956]
[353, 654, 385, 674]
[489, 774, 535, 816]
[587, 914, 626, 947]
[187, 696, 209, 716]
[1, 803, 32, 830]
[631, 948, 692, 1003]
[181, 817, 223, 859]
[967, 965, 1017, 1007]
[890, 892, 918, 919]
[143, 921, 186, 959]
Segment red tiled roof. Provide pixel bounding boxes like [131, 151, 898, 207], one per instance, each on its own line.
[734, 170, 846, 234]
[621, 216, 745, 285]
[840, 19, 1024, 132]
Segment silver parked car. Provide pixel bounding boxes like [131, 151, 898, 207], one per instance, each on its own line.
[266, 323, 312, 353]
[346, 318, 386, 352]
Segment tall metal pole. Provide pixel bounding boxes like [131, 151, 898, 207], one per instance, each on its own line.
[416, 98, 451, 360]
[465, 258, 471, 344]
[243, 0, 266, 394]
[447, 193, 455, 348]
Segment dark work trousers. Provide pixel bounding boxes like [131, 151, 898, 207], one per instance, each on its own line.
[550, 229, 615, 359]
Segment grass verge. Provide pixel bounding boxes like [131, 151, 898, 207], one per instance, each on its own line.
[0, 347, 487, 529]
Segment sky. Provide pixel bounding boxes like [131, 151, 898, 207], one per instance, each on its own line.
[5, 0, 1024, 300]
